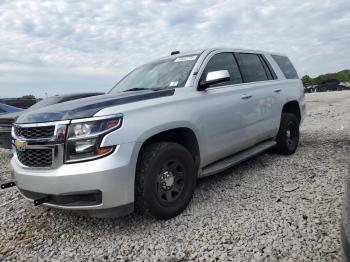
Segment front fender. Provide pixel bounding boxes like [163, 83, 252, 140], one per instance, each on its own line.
[135, 121, 202, 144]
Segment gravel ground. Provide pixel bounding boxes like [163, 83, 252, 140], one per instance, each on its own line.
[1, 91, 349, 261]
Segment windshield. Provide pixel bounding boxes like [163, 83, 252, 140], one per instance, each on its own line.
[109, 54, 199, 93]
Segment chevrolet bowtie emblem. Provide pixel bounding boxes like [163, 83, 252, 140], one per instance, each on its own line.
[15, 139, 27, 151]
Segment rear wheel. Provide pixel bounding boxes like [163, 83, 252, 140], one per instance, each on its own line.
[135, 142, 196, 219]
[275, 113, 300, 155]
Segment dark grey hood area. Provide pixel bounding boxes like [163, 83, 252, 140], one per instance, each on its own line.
[16, 89, 175, 124]
[0, 111, 23, 123]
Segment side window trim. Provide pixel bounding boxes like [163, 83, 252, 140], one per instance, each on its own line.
[259, 54, 277, 80]
[233, 53, 246, 83]
[231, 52, 244, 86]
[235, 52, 281, 83]
[258, 55, 273, 80]
[199, 52, 243, 89]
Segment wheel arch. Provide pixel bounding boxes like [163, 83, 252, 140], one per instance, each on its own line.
[137, 126, 201, 169]
[125, 123, 202, 203]
[282, 100, 301, 123]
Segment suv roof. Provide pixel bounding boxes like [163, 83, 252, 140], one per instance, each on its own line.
[160, 48, 286, 61]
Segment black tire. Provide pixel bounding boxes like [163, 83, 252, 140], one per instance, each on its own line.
[135, 142, 196, 219]
[275, 113, 300, 155]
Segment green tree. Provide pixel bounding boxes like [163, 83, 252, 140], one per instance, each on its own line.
[301, 69, 350, 87]
[21, 95, 36, 100]
[301, 75, 313, 86]
[336, 70, 350, 82]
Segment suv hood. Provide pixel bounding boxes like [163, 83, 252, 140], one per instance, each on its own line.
[16, 89, 175, 124]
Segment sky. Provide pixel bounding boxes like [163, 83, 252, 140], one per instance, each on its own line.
[0, 0, 349, 98]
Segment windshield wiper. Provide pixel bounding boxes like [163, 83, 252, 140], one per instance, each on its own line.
[150, 87, 171, 91]
[122, 88, 150, 92]
[122, 86, 174, 93]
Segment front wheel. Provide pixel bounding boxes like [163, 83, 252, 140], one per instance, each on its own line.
[275, 113, 300, 155]
[135, 142, 196, 219]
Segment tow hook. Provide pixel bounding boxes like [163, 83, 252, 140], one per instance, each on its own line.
[0, 181, 16, 189]
[1, 181, 51, 206]
[34, 196, 51, 206]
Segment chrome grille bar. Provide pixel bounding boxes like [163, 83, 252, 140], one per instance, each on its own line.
[12, 120, 70, 169]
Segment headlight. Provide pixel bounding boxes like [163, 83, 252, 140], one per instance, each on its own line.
[65, 114, 122, 163]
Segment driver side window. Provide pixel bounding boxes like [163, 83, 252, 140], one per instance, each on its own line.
[200, 53, 243, 88]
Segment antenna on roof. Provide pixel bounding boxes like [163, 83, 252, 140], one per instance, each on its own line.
[171, 51, 180, 55]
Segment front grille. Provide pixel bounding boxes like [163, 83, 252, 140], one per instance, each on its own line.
[15, 126, 55, 139]
[17, 149, 53, 167]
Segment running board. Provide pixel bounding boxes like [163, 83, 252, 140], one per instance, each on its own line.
[200, 139, 276, 178]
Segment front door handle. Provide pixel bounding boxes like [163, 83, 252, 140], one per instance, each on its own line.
[274, 88, 282, 93]
[241, 94, 252, 100]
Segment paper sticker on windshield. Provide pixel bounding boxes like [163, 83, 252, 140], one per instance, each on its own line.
[174, 56, 197, 62]
[169, 81, 178, 87]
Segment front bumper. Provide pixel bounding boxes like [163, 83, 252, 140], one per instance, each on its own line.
[11, 142, 138, 214]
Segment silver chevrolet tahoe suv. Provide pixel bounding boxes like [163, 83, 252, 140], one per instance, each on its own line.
[8, 48, 306, 219]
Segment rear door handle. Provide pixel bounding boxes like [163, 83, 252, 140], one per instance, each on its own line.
[241, 94, 252, 100]
[274, 88, 282, 93]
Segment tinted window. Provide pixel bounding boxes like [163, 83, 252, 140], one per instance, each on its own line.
[260, 55, 277, 80]
[0, 108, 4, 113]
[236, 53, 269, 82]
[271, 55, 298, 79]
[200, 53, 242, 87]
[258, 56, 273, 80]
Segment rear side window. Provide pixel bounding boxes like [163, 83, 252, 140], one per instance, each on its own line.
[235, 53, 269, 82]
[201, 53, 243, 87]
[271, 55, 299, 79]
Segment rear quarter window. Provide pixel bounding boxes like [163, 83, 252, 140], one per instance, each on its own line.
[271, 55, 299, 79]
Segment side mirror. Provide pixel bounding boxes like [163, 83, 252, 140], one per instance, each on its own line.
[198, 70, 230, 90]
